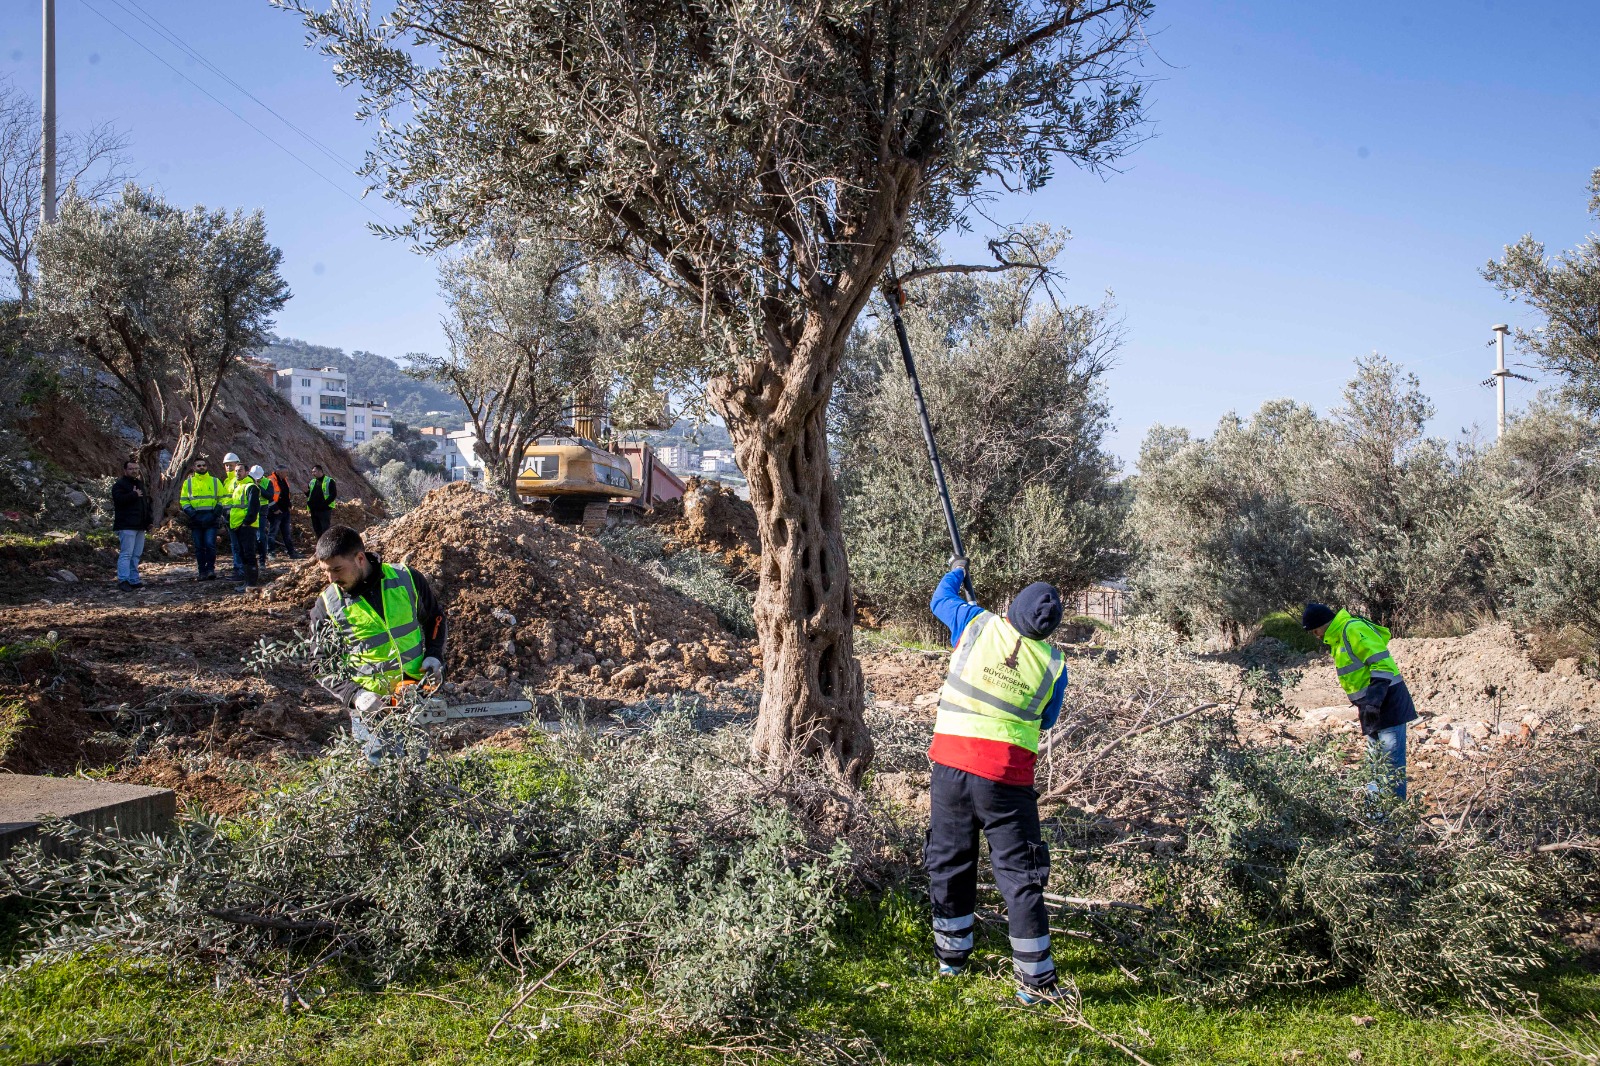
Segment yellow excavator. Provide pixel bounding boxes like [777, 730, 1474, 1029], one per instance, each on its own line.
[516, 435, 641, 530]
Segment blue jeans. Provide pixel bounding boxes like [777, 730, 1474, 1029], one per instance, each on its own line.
[189, 514, 218, 576]
[1367, 722, 1407, 800]
[117, 530, 146, 585]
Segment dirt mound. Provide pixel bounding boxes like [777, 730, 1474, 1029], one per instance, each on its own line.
[267, 482, 754, 706]
[0, 535, 118, 604]
[1286, 623, 1600, 721]
[645, 478, 760, 581]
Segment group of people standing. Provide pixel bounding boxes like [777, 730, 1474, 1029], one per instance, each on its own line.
[108, 454, 339, 591]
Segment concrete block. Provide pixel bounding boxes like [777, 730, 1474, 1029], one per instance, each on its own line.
[0, 775, 177, 859]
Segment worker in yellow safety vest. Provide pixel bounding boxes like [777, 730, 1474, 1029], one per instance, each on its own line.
[309, 524, 447, 763]
[220, 453, 262, 589]
[178, 457, 225, 581]
[1302, 602, 1418, 798]
[925, 557, 1069, 1007]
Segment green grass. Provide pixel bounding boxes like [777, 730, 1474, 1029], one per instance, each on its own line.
[4, 892, 1596, 1065]
[1259, 610, 1323, 653]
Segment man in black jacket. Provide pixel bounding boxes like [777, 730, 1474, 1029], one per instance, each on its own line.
[111, 459, 154, 592]
[306, 463, 338, 538]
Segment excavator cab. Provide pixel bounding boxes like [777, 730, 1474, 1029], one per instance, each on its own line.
[516, 436, 641, 530]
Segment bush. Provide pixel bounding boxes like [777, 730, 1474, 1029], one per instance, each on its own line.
[2, 709, 853, 1028]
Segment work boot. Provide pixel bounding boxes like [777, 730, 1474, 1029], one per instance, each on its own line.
[1015, 983, 1071, 1008]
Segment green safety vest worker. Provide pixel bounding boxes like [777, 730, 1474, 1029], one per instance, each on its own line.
[933, 611, 1066, 760]
[308, 475, 335, 508]
[179, 472, 224, 511]
[224, 473, 260, 530]
[317, 563, 427, 694]
[1326, 609, 1401, 705]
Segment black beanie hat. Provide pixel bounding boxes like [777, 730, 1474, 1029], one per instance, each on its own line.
[1301, 602, 1336, 631]
[1008, 582, 1063, 640]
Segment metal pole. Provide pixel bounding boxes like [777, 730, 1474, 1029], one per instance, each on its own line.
[1492, 324, 1509, 440]
[42, 0, 57, 224]
[882, 278, 975, 603]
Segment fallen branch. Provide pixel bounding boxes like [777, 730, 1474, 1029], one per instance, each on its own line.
[486, 928, 624, 1044]
[1042, 703, 1223, 804]
[202, 908, 338, 935]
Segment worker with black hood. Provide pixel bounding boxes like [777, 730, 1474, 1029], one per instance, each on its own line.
[924, 558, 1068, 1006]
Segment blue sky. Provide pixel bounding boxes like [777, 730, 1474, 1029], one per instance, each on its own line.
[3, 1, 1597, 462]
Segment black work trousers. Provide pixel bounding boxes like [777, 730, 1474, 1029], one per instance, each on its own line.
[925, 762, 1055, 988]
[309, 509, 332, 538]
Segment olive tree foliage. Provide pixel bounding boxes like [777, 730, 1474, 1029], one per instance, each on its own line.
[280, 0, 1154, 782]
[1486, 399, 1600, 644]
[0, 77, 129, 305]
[834, 256, 1124, 627]
[1483, 167, 1600, 413]
[1128, 355, 1485, 639]
[31, 186, 290, 517]
[411, 232, 603, 505]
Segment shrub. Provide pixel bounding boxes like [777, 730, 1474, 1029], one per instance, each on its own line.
[2, 709, 853, 1028]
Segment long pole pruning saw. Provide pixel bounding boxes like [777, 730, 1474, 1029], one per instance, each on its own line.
[882, 271, 976, 605]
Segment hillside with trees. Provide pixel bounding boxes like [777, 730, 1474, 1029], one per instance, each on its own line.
[256, 334, 467, 424]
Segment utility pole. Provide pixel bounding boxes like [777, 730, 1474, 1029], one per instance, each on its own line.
[1492, 324, 1510, 440]
[42, 0, 57, 223]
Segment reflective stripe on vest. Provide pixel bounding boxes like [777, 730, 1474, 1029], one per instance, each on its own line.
[180, 473, 223, 510]
[318, 564, 426, 695]
[932, 611, 1064, 755]
[1330, 612, 1400, 704]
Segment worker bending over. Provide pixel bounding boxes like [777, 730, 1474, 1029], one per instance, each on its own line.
[1302, 603, 1418, 798]
[310, 525, 447, 761]
[926, 559, 1068, 1006]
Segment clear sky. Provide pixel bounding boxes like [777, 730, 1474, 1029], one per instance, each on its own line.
[3, 1, 1597, 462]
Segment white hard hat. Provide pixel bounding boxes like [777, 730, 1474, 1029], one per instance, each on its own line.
[223, 452, 241, 464]
[249, 464, 265, 478]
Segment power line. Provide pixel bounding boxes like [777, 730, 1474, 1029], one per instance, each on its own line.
[106, 0, 363, 174]
[72, 0, 393, 225]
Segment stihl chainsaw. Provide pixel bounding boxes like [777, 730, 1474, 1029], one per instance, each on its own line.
[392, 676, 533, 725]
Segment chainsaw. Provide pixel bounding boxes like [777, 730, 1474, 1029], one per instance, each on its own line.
[391, 676, 533, 725]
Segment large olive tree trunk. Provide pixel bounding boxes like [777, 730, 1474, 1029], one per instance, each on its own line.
[714, 320, 875, 784]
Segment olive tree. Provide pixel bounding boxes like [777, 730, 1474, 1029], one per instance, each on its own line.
[1483, 168, 1600, 412]
[33, 185, 290, 516]
[412, 232, 600, 504]
[836, 255, 1125, 626]
[281, 0, 1153, 780]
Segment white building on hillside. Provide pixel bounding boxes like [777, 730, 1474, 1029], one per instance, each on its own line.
[443, 425, 483, 481]
[275, 367, 392, 447]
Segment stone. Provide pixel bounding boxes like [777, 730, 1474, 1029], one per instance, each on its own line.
[913, 692, 940, 709]
[163, 541, 189, 556]
[64, 488, 88, 506]
[1552, 658, 1581, 678]
[613, 663, 647, 690]
[646, 640, 675, 661]
[502, 641, 517, 656]
[1348, 1052, 1363, 1063]
[53, 569, 78, 583]
[1466, 721, 1491, 740]
[492, 607, 517, 627]
[575, 651, 597, 669]
[485, 664, 508, 680]
[1449, 725, 1473, 751]
[1350, 1015, 1376, 1028]
[1520, 712, 1544, 731]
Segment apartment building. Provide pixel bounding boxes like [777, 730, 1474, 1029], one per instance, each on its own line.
[275, 367, 393, 446]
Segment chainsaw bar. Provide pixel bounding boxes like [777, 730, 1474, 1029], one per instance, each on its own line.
[411, 698, 534, 725]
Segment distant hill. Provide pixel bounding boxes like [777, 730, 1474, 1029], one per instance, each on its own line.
[257, 335, 467, 426]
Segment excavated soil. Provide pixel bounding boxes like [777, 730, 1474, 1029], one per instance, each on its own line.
[644, 478, 761, 583]
[266, 482, 756, 709]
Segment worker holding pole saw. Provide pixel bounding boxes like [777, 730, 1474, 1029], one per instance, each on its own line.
[883, 275, 1072, 1007]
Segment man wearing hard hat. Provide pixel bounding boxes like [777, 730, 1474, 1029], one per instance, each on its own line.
[221, 453, 263, 588]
